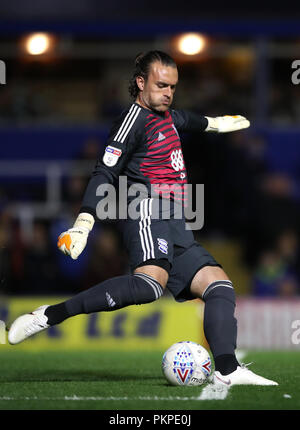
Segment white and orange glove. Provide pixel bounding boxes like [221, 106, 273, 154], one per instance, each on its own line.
[57, 213, 95, 260]
[205, 115, 250, 133]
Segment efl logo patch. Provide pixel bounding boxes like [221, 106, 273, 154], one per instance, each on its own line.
[103, 145, 122, 167]
[157, 238, 168, 254]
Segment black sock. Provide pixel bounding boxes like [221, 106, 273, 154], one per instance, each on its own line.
[45, 303, 69, 326]
[45, 273, 163, 326]
[202, 280, 238, 371]
[214, 354, 240, 375]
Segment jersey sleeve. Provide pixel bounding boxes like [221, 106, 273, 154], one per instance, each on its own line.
[80, 105, 143, 218]
[170, 109, 208, 133]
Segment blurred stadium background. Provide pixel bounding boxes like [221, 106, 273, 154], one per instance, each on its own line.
[0, 1, 300, 352]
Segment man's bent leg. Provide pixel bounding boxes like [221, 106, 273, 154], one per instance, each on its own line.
[190, 266, 240, 375]
[46, 265, 168, 326]
[8, 263, 168, 344]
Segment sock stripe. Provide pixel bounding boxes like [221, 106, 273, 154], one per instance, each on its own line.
[134, 273, 163, 299]
[134, 274, 161, 299]
[202, 280, 233, 300]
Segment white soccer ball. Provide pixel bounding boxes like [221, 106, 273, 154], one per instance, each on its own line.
[162, 341, 212, 386]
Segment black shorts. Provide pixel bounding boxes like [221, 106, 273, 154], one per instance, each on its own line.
[121, 198, 221, 302]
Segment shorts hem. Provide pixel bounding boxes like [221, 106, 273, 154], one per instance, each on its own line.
[131, 257, 172, 274]
[173, 262, 223, 302]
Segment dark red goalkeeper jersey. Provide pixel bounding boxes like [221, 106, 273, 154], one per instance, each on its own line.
[81, 102, 208, 218]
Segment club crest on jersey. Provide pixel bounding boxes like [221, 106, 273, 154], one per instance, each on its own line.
[103, 145, 122, 167]
[157, 238, 168, 254]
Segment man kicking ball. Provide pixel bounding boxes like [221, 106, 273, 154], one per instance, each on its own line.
[8, 50, 277, 387]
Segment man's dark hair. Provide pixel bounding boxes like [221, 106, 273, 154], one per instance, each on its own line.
[128, 50, 177, 100]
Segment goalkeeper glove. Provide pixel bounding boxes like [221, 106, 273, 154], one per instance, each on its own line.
[205, 115, 250, 133]
[57, 213, 95, 260]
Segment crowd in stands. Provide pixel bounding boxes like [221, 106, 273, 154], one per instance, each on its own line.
[0, 56, 299, 126]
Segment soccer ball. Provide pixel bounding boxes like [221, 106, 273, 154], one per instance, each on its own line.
[162, 341, 211, 386]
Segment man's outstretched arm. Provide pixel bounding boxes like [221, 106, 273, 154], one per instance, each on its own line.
[204, 115, 250, 133]
[171, 110, 250, 134]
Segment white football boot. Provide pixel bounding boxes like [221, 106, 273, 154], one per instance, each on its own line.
[8, 305, 50, 345]
[212, 363, 278, 386]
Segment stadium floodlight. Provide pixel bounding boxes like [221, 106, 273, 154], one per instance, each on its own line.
[177, 33, 206, 55]
[24, 33, 53, 56]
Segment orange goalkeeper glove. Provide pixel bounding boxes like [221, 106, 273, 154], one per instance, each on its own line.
[57, 213, 95, 260]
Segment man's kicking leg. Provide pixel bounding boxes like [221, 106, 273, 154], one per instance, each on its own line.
[8, 264, 168, 345]
[190, 266, 278, 386]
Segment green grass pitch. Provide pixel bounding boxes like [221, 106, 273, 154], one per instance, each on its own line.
[0, 349, 299, 410]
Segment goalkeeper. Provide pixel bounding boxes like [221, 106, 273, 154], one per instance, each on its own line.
[9, 51, 277, 387]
